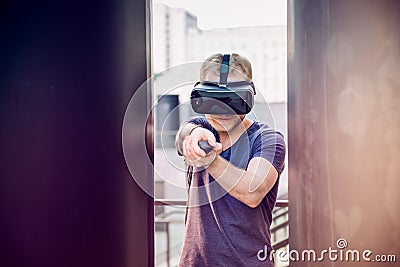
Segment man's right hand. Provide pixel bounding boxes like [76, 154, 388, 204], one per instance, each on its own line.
[181, 127, 222, 168]
[186, 127, 216, 157]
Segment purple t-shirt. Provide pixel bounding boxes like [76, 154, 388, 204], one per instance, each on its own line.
[179, 117, 286, 267]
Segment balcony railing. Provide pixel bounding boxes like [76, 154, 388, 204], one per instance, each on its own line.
[154, 199, 289, 267]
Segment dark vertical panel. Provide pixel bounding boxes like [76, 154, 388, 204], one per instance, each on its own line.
[156, 95, 180, 147]
[288, 0, 400, 266]
[0, 0, 152, 266]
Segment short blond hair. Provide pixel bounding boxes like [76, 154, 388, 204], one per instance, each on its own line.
[200, 53, 253, 82]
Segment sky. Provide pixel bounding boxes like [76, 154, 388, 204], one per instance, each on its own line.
[153, 0, 287, 30]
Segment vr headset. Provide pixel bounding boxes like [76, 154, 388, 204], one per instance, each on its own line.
[190, 54, 256, 114]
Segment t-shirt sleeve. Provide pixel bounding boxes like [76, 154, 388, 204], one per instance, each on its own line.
[252, 130, 286, 176]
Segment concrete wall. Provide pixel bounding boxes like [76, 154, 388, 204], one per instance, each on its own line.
[288, 0, 400, 266]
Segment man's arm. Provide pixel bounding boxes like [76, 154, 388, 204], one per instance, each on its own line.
[182, 133, 279, 208]
[207, 155, 278, 208]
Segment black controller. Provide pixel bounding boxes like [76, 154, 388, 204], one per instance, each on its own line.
[198, 140, 213, 154]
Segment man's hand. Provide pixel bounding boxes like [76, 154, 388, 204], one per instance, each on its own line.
[182, 127, 222, 168]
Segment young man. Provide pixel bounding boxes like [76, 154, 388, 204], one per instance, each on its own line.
[176, 53, 286, 266]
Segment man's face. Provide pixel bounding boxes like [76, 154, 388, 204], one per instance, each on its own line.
[204, 70, 247, 133]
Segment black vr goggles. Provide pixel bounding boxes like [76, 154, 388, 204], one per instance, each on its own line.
[190, 54, 256, 114]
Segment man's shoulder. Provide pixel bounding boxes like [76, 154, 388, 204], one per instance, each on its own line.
[251, 121, 285, 139]
[250, 121, 286, 174]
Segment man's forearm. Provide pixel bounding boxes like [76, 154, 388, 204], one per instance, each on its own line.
[207, 156, 264, 208]
[207, 156, 275, 208]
